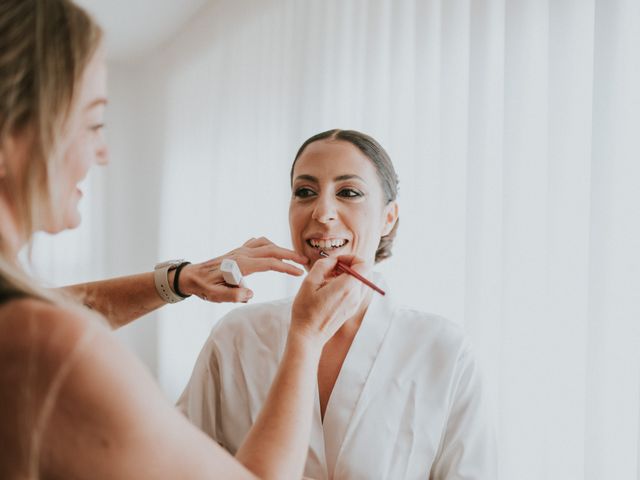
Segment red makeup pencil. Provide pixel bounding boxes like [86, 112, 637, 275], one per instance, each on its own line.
[319, 251, 386, 296]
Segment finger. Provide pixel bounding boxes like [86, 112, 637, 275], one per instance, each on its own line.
[313, 257, 371, 298]
[247, 244, 308, 265]
[304, 257, 340, 285]
[238, 257, 305, 276]
[207, 285, 254, 303]
[305, 255, 368, 284]
[335, 255, 371, 277]
[319, 267, 363, 294]
[335, 254, 364, 267]
[244, 236, 272, 248]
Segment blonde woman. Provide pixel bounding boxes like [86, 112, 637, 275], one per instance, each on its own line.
[0, 1, 371, 478]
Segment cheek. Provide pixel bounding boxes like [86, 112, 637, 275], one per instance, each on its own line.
[64, 132, 93, 175]
[346, 203, 373, 233]
[348, 204, 385, 251]
[57, 137, 90, 211]
[288, 205, 303, 243]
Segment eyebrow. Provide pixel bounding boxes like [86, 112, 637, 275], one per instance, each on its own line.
[85, 98, 108, 110]
[293, 174, 366, 184]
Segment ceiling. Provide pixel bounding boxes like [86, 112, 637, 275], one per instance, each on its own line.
[75, 0, 210, 61]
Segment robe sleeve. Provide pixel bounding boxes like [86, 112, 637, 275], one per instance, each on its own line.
[176, 337, 226, 448]
[430, 341, 497, 480]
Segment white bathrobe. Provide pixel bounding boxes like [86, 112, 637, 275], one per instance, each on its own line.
[177, 278, 496, 479]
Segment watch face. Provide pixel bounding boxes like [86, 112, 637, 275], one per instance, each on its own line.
[155, 259, 184, 270]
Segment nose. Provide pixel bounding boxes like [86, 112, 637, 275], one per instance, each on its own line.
[312, 194, 337, 223]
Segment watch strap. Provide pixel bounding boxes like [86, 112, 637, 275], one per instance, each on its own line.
[173, 262, 192, 299]
[154, 260, 185, 304]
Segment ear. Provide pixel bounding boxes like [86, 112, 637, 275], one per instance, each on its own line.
[381, 201, 399, 237]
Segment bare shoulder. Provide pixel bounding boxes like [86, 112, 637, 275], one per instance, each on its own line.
[0, 297, 106, 478]
[0, 297, 255, 479]
[0, 297, 109, 421]
[0, 295, 96, 336]
[0, 295, 259, 479]
[0, 297, 101, 383]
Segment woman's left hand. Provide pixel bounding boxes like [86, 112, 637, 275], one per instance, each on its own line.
[175, 237, 308, 303]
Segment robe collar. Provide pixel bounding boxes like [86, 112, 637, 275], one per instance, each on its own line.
[307, 273, 396, 479]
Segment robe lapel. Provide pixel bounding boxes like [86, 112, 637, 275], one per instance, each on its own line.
[321, 274, 395, 479]
[306, 385, 329, 480]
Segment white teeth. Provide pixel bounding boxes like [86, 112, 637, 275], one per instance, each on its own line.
[309, 238, 347, 249]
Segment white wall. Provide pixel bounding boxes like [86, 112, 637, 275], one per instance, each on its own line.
[101, 61, 170, 374]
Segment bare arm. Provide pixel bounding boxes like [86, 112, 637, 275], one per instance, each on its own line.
[60, 237, 308, 329]
[235, 333, 321, 477]
[60, 272, 163, 328]
[37, 256, 368, 480]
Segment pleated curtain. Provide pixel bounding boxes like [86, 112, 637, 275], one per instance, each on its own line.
[34, 0, 640, 478]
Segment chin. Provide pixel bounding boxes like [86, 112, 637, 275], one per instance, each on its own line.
[39, 196, 82, 233]
[57, 211, 82, 232]
[65, 213, 82, 230]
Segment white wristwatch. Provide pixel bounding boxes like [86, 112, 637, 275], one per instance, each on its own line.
[154, 259, 186, 304]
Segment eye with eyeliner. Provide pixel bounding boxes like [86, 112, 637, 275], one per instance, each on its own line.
[293, 187, 316, 198]
[337, 187, 364, 198]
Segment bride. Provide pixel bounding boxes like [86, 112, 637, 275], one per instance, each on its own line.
[179, 129, 497, 479]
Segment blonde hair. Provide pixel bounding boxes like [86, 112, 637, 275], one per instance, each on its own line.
[0, 0, 102, 291]
[0, 1, 103, 477]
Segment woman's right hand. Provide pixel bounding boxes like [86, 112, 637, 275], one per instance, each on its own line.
[289, 255, 370, 348]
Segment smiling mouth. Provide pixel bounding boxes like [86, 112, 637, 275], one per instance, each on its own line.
[306, 238, 349, 251]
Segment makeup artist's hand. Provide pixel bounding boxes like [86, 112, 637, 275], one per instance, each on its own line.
[289, 255, 370, 348]
[176, 237, 308, 303]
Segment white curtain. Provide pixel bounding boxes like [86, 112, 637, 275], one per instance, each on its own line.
[40, 0, 639, 478]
